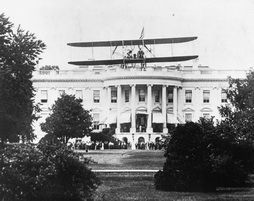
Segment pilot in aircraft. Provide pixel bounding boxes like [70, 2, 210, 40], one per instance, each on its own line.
[137, 48, 144, 59]
[127, 50, 133, 59]
[137, 48, 146, 70]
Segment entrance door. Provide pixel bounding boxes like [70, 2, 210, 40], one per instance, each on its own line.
[136, 114, 147, 132]
[138, 137, 145, 143]
[138, 137, 145, 149]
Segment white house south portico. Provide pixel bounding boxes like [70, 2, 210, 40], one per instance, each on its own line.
[102, 82, 180, 145]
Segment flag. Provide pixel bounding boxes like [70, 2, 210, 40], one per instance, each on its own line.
[139, 27, 144, 39]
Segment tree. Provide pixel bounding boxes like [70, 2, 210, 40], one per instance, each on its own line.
[220, 71, 254, 144]
[41, 94, 92, 143]
[219, 71, 254, 171]
[0, 14, 45, 146]
[155, 72, 254, 192]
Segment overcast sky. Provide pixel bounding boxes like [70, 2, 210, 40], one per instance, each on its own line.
[2, 0, 254, 70]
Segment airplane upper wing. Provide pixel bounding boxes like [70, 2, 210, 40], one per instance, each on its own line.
[67, 37, 198, 47]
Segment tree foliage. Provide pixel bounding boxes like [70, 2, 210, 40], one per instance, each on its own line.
[0, 141, 101, 201]
[0, 14, 45, 146]
[41, 94, 92, 143]
[155, 118, 252, 192]
[218, 71, 254, 172]
[219, 71, 254, 144]
[155, 72, 254, 192]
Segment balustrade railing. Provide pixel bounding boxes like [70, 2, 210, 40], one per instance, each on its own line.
[33, 66, 248, 80]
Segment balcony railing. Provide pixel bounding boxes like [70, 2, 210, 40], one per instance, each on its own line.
[33, 66, 248, 80]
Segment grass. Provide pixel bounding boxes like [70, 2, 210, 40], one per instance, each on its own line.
[75, 149, 254, 201]
[77, 149, 165, 170]
[93, 176, 254, 201]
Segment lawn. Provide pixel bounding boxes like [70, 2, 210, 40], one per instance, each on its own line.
[75, 149, 254, 201]
[76, 149, 165, 170]
[93, 176, 254, 201]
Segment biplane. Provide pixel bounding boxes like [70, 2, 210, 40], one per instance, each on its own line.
[67, 36, 198, 66]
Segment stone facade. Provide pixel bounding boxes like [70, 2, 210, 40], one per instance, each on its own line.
[32, 64, 248, 145]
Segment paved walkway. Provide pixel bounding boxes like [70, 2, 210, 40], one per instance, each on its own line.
[93, 169, 158, 172]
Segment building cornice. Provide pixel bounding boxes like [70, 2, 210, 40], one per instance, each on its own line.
[32, 79, 103, 82]
[104, 76, 183, 81]
[32, 77, 228, 83]
[183, 78, 228, 82]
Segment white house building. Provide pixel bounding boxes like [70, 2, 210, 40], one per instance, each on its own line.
[32, 36, 249, 146]
[32, 64, 248, 145]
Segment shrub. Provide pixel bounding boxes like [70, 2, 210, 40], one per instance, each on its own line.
[155, 122, 215, 192]
[0, 140, 101, 201]
[154, 119, 251, 192]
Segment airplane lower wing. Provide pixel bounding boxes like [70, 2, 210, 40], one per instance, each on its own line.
[68, 55, 198, 66]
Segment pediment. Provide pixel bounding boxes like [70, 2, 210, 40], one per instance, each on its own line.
[91, 108, 102, 112]
[152, 106, 162, 112]
[200, 107, 213, 112]
[182, 107, 195, 112]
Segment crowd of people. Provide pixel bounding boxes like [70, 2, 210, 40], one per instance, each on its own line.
[67, 139, 163, 151]
[135, 141, 163, 150]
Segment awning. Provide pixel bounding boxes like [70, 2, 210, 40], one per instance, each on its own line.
[105, 113, 117, 124]
[152, 113, 164, 123]
[167, 114, 179, 124]
[119, 112, 131, 124]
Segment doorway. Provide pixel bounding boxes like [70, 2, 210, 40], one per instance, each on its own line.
[136, 114, 147, 132]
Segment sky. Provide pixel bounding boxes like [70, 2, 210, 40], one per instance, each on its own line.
[1, 0, 254, 70]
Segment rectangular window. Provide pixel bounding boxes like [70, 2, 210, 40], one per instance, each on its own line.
[155, 90, 160, 103]
[76, 90, 83, 102]
[185, 113, 192, 122]
[203, 90, 210, 103]
[185, 90, 192, 103]
[41, 90, 48, 103]
[111, 90, 117, 103]
[221, 90, 227, 103]
[125, 90, 129, 102]
[168, 88, 173, 103]
[93, 113, 100, 130]
[59, 90, 65, 96]
[139, 89, 145, 102]
[93, 90, 100, 103]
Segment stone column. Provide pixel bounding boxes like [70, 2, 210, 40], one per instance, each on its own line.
[116, 85, 122, 133]
[147, 84, 153, 133]
[162, 85, 168, 133]
[106, 86, 111, 128]
[131, 84, 136, 133]
[173, 86, 178, 125]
